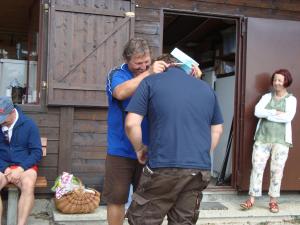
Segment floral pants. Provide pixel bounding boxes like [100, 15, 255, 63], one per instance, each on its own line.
[249, 142, 289, 198]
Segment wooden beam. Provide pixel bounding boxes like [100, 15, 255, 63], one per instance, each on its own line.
[194, 0, 300, 12]
[52, 82, 105, 91]
[58, 107, 74, 174]
[55, 5, 126, 17]
[136, 0, 300, 20]
[137, 0, 300, 13]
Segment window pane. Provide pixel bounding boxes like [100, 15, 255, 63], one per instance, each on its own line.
[0, 1, 40, 105]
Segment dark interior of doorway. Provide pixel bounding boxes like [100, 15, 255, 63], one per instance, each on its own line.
[162, 12, 237, 188]
[0, 0, 40, 104]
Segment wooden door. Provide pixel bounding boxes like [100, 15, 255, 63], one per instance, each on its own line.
[237, 17, 300, 190]
[47, 0, 135, 106]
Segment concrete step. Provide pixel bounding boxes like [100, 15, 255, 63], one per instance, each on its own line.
[28, 197, 300, 225]
[11, 190, 300, 225]
[51, 205, 300, 225]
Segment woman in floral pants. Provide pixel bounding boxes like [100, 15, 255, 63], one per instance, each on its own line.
[240, 69, 297, 213]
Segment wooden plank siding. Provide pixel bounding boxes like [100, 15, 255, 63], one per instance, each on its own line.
[136, 0, 300, 21]
[135, 7, 161, 58]
[26, 107, 60, 193]
[24, 107, 107, 193]
[25, 107, 107, 193]
[58, 107, 74, 174]
[71, 108, 108, 190]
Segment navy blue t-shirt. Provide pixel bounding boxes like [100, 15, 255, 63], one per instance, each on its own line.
[126, 67, 223, 169]
[106, 64, 148, 159]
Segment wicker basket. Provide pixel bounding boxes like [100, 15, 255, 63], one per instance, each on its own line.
[54, 188, 101, 214]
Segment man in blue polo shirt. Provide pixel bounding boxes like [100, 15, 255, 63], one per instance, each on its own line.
[125, 55, 224, 225]
[103, 38, 167, 225]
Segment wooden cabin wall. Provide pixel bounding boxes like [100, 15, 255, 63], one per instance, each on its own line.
[27, 108, 60, 194]
[27, 107, 108, 195]
[135, 7, 161, 58]
[71, 108, 107, 190]
[25, 0, 300, 196]
[136, 0, 300, 20]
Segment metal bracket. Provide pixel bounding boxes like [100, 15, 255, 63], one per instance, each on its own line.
[44, 3, 49, 13]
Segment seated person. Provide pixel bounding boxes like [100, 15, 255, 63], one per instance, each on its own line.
[0, 96, 42, 225]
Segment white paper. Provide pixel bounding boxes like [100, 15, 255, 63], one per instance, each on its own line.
[170, 48, 199, 74]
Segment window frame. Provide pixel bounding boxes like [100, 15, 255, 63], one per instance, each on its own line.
[20, 0, 49, 113]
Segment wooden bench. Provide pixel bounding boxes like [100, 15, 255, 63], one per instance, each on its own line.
[5, 137, 48, 225]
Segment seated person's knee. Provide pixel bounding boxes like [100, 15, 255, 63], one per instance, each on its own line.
[20, 177, 36, 191]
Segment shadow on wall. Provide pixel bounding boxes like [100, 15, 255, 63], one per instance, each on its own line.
[255, 72, 271, 94]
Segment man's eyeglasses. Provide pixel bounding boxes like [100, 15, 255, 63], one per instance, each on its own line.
[2, 129, 9, 144]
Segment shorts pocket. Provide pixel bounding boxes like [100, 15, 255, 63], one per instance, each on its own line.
[200, 171, 211, 183]
[199, 171, 210, 190]
[132, 193, 150, 205]
[137, 167, 153, 192]
[192, 191, 201, 224]
[127, 193, 151, 224]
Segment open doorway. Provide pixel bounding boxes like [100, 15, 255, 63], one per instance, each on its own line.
[0, 0, 42, 105]
[162, 11, 238, 187]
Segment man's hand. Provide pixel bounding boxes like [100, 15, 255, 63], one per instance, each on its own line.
[4, 167, 12, 181]
[149, 60, 168, 74]
[9, 167, 24, 184]
[191, 64, 202, 79]
[136, 145, 148, 164]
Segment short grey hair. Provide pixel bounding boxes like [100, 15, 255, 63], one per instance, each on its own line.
[122, 38, 151, 61]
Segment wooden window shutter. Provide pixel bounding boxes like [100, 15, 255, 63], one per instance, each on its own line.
[47, 0, 135, 106]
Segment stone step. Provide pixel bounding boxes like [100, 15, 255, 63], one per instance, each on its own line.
[51, 202, 300, 225]
[52, 206, 103, 225]
[21, 191, 300, 225]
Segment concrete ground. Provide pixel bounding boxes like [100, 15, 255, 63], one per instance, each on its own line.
[3, 189, 300, 225]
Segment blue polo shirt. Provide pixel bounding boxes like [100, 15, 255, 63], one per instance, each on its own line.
[126, 67, 223, 169]
[106, 64, 148, 159]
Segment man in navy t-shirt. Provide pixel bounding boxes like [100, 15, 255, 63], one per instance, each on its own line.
[103, 38, 167, 225]
[125, 55, 223, 225]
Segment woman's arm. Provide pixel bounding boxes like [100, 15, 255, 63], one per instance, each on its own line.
[267, 96, 297, 123]
[254, 93, 277, 118]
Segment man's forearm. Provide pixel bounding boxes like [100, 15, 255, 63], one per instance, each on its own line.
[113, 71, 150, 100]
[113, 61, 169, 100]
[125, 113, 145, 152]
[125, 124, 144, 152]
[211, 132, 221, 152]
[210, 124, 223, 152]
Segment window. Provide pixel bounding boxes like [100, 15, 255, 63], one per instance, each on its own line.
[0, 0, 42, 106]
